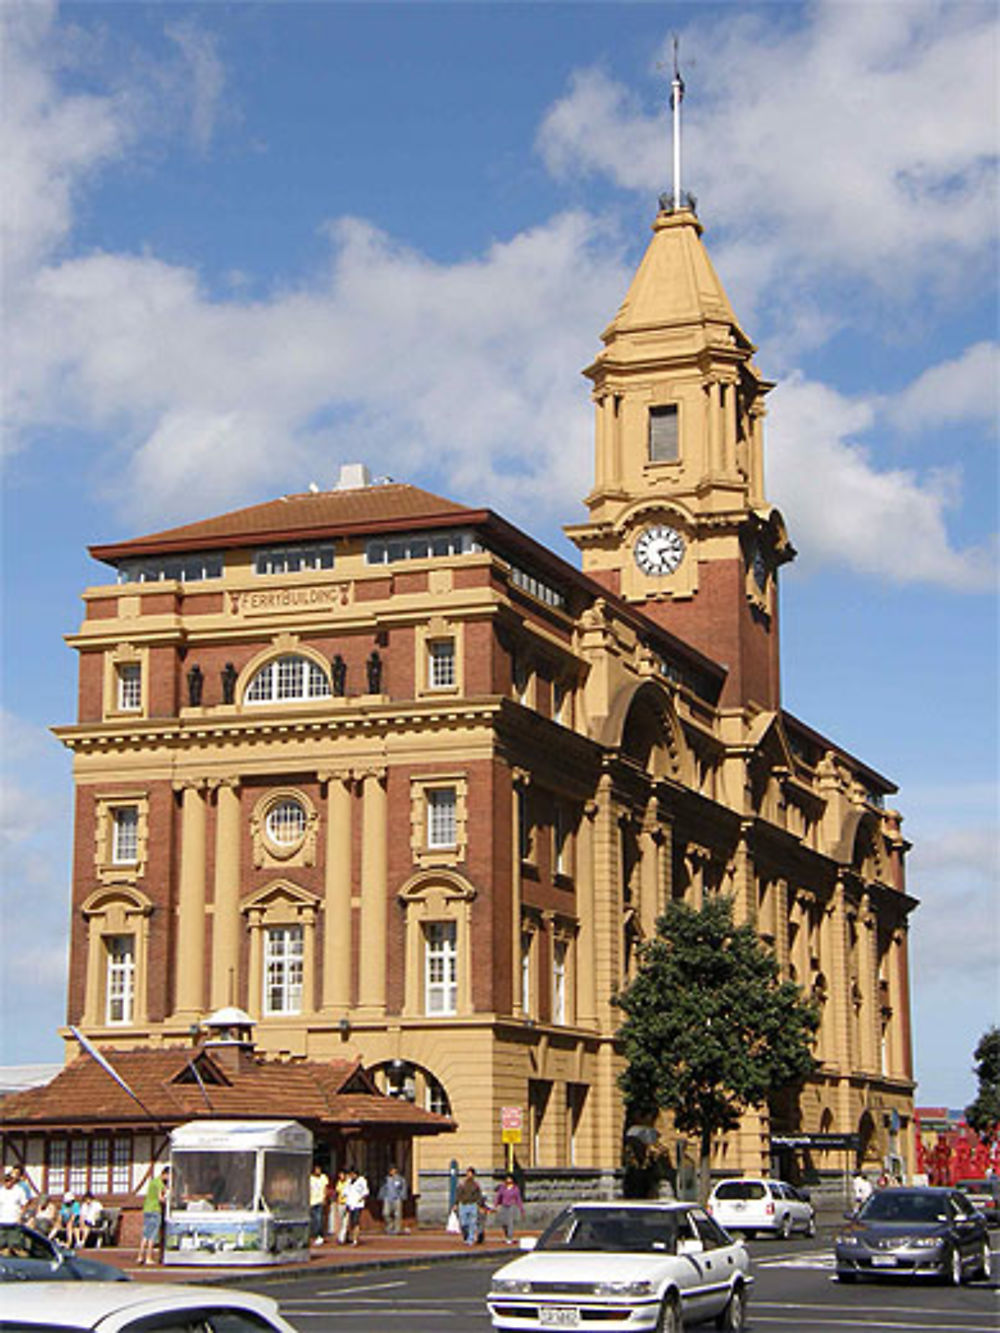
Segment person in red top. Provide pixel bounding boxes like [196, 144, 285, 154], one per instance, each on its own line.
[493, 1174, 525, 1244]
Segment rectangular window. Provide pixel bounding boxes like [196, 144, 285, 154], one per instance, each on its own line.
[112, 1138, 131, 1193]
[424, 921, 457, 1015]
[117, 663, 142, 711]
[264, 925, 304, 1015]
[648, 404, 679, 463]
[105, 935, 135, 1025]
[47, 1140, 67, 1197]
[111, 807, 139, 864]
[427, 639, 455, 690]
[521, 932, 533, 1016]
[69, 1140, 88, 1196]
[90, 1137, 110, 1195]
[553, 940, 567, 1024]
[553, 806, 570, 877]
[518, 790, 532, 862]
[426, 788, 457, 848]
[552, 680, 567, 725]
[254, 544, 335, 575]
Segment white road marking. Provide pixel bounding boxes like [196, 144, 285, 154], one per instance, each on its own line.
[311, 1279, 408, 1295]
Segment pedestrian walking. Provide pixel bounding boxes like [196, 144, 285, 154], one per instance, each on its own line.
[494, 1174, 525, 1244]
[344, 1167, 369, 1246]
[455, 1167, 484, 1246]
[378, 1165, 407, 1235]
[309, 1163, 330, 1246]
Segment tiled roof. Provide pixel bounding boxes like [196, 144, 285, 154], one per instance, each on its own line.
[0, 1047, 454, 1136]
[90, 484, 479, 562]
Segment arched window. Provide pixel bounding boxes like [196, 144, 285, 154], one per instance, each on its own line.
[245, 655, 331, 704]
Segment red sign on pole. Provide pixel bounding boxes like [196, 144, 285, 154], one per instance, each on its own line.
[501, 1106, 523, 1132]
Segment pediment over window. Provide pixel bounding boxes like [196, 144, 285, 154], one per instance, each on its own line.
[241, 879, 321, 924]
[81, 884, 154, 919]
[398, 869, 477, 916]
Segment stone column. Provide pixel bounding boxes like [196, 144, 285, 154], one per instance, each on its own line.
[824, 882, 852, 1073]
[591, 772, 619, 1029]
[575, 801, 598, 1027]
[723, 382, 737, 474]
[357, 766, 387, 1016]
[322, 771, 354, 1012]
[173, 779, 208, 1020]
[708, 381, 722, 475]
[210, 779, 241, 1011]
[82, 920, 104, 1027]
[859, 894, 879, 1073]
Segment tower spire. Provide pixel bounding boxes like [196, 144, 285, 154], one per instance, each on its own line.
[670, 36, 685, 211]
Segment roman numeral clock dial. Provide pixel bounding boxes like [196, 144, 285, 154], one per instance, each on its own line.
[634, 524, 686, 576]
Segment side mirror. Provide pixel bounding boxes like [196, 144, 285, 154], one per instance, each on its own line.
[519, 1237, 536, 1251]
[677, 1238, 704, 1257]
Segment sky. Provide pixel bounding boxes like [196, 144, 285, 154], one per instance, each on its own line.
[1, 0, 997, 1109]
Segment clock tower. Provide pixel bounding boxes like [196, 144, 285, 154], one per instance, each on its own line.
[565, 202, 795, 710]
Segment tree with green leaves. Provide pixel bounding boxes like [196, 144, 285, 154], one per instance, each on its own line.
[614, 894, 820, 1201]
[965, 1026, 1000, 1146]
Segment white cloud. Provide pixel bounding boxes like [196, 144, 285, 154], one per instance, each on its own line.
[164, 19, 226, 154]
[767, 372, 997, 590]
[11, 213, 628, 529]
[885, 342, 1000, 435]
[538, 2, 999, 329]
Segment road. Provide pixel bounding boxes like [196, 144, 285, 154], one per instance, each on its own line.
[242, 1233, 1000, 1332]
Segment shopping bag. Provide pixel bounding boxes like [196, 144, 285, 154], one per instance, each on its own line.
[446, 1207, 461, 1235]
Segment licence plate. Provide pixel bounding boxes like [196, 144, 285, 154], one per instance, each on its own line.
[870, 1256, 898, 1267]
[540, 1310, 580, 1328]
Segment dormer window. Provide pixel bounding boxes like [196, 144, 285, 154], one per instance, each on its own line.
[648, 404, 679, 463]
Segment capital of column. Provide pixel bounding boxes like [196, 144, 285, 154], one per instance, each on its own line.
[512, 766, 532, 789]
[354, 763, 387, 784]
[317, 767, 356, 789]
[206, 775, 241, 793]
[172, 776, 209, 793]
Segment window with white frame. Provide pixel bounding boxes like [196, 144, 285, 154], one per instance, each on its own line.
[552, 939, 567, 1024]
[69, 1140, 88, 1196]
[426, 788, 457, 849]
[45, 1136, 134, 1198]
[90, 1137, 110, 1195]
[246, 655, 331, 704]
[254, 544, 334, 575]
[116, 662, 142, 711]
[111, 807, 139, 865]
[105, 934, 135, 1024]
[112, 1138, 131, 1193]
[427, 639, 456, 690]
[264, 925, 304, 1014]
[47, 1141, 67, 1196]
[424, 921, 457, 1015]
[265, 798, 307, 848]
[518, 789, 533, 862]
[521, 931, 533, 1016]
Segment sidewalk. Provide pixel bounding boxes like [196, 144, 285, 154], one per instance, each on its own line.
[92, 1228, 513, 1285]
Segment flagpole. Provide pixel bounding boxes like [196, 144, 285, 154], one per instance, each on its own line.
[671, 36, 685, 210]
[69, 1025, 169, 1129]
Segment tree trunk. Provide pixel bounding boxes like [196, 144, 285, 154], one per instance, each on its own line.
[697, 1123, 713, 1202]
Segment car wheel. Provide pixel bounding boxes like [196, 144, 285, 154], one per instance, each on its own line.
[945, 1245, 963, 1286]
[714, 1282, 746, 1332]
[972, 1239, 991, 1282]
[778, 1213, 793, 1240]
[805, 1214, 816, 1238]
[656, 1292, 683, 1333]
[743, 1229, 756, 1240]
[835, 1270, 856, 1283]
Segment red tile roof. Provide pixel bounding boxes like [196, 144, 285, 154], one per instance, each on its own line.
[90, 484, 479, 562]
[0, 1047, 454, 1136]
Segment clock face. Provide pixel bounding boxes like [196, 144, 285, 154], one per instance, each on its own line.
[634, 524, 686, 576]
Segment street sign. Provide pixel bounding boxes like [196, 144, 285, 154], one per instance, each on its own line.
[501, 1128, 522, 1145]
[501, 1106, 523, 1132]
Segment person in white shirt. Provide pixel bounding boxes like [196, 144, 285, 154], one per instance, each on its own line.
[0, 1172, 24, 1224]
[343, 1168, 369, 1246]
[78, 1193, 104, 1247]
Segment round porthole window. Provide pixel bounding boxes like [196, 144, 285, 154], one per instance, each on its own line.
[265, 798, 307, 849]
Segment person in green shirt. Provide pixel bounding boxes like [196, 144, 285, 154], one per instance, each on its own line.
[136, 1165, 169, 1266]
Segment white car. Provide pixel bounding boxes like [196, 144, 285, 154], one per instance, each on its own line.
[707, 1178, 816, 1239]
[487, 1200, 752, 1332]
[0, 1282, 300, 1333]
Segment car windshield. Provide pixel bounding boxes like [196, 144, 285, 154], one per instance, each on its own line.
[536, 1207, 679, 1253]
[860, 1193, 948, 1224]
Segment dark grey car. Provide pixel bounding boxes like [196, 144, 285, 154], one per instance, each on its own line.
[0, 1223, 129, 1282]
[835, 1186, 991, 1285]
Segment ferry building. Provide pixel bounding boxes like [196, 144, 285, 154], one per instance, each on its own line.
[41, 196, 916, 1198]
